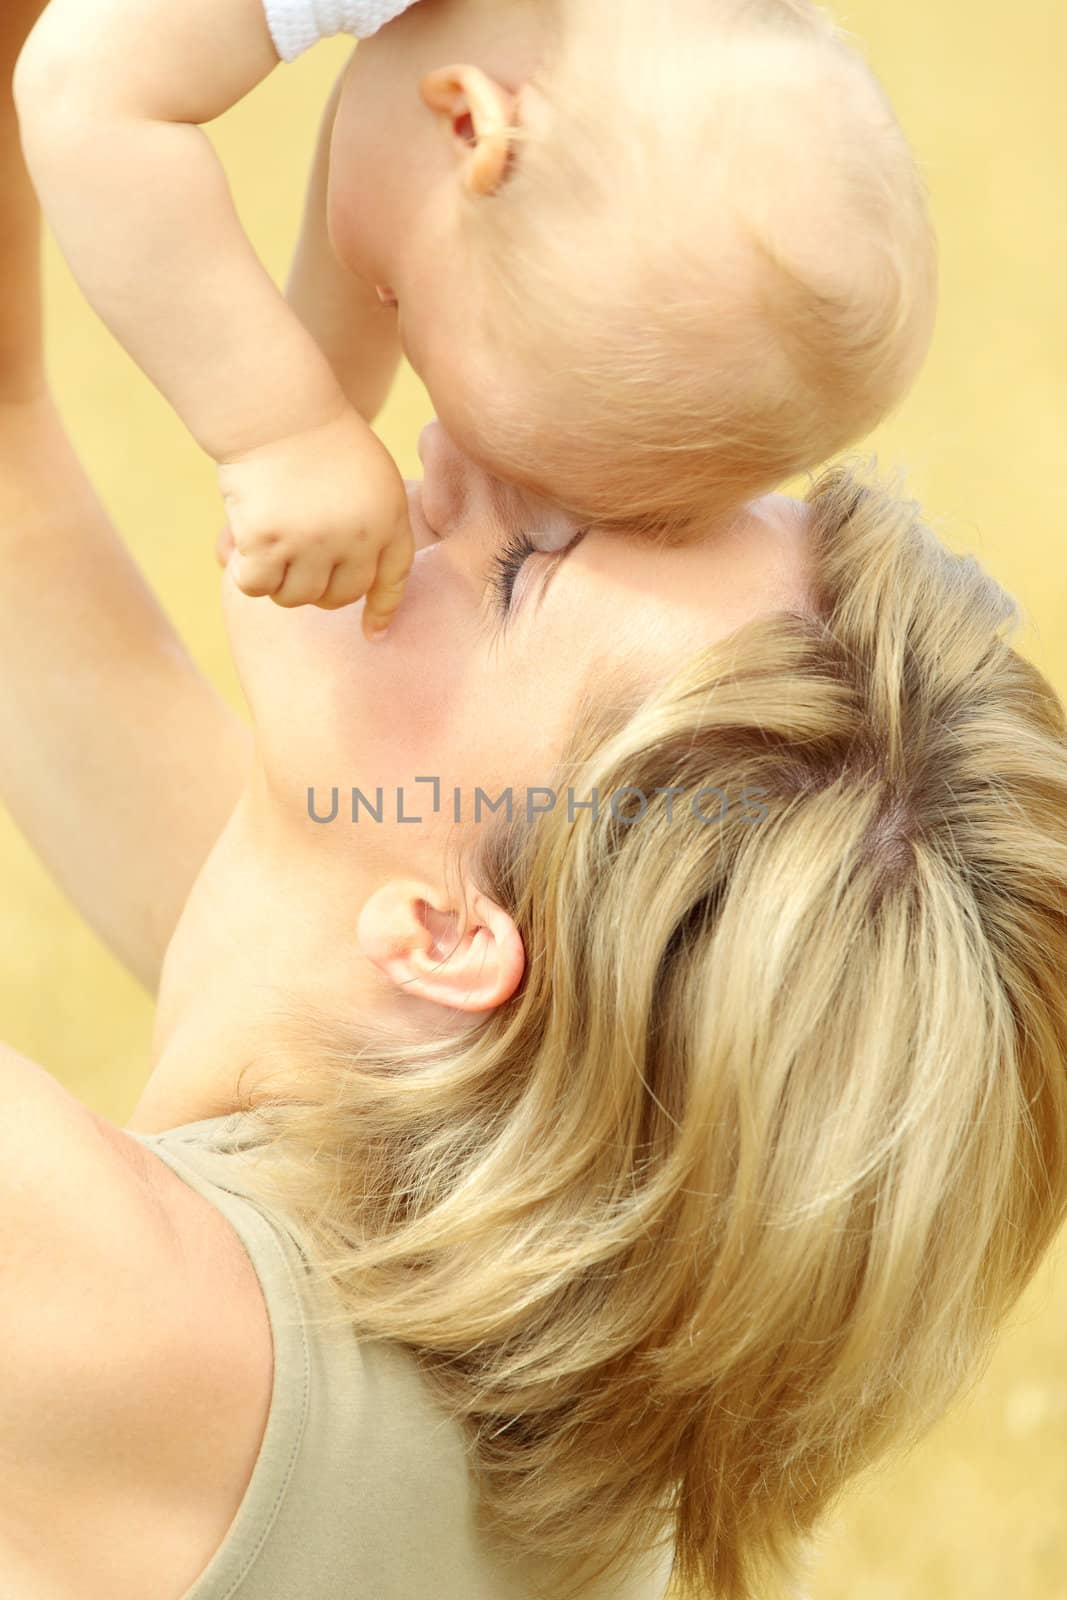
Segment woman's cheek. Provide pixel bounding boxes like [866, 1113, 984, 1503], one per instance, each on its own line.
[350, 560, 473, 755]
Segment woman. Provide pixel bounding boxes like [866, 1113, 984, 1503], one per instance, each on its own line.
[3, 7, 1067, 1600]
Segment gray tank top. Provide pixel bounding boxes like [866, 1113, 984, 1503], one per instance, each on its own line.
[128, 1113, 677, 1600]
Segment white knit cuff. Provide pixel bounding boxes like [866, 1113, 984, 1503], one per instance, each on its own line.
[263, 0, 420, 62]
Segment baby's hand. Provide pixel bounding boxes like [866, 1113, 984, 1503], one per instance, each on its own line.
[217, 406, 415, 640]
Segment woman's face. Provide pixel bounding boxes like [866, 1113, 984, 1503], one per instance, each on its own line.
[146, 430, 812, 1124]
[221, 421, 813, 897]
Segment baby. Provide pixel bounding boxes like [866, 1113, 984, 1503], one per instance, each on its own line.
[13, 0, 937, 640]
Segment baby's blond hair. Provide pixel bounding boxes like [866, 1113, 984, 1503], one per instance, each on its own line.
[459, 0, 938, 538]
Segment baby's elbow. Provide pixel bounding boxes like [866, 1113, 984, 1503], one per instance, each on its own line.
[14, 8, 68, 103]
[13, 9, 99, 151]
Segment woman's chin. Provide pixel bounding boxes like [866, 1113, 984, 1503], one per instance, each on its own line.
[221, 560, 372, 686]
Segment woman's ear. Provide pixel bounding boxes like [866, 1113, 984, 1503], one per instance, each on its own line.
[420, 63, 520, 196]
[357, 877, 526, 1012]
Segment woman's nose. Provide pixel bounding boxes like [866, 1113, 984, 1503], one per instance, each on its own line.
[405, 482, 441, 552]
[417, 419, 470, 538]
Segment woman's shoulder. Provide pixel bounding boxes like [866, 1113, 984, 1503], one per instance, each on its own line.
[0, 1046, 274, 1600]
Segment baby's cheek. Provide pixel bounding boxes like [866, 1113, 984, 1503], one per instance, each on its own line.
[327, 109, 398, 286]
[326, 168, 382, 287]
[421, 370, 522, 505]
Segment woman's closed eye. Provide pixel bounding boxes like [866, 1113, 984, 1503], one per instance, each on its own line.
[488, 531, 538, 612]
[488, 527, 589, 619]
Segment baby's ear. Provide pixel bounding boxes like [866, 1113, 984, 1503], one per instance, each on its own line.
[420, 64, 519, 196]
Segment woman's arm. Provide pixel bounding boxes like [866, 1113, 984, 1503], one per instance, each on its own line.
[0, 2, 252, 995]
[0, 404, 253, 994]
[0, 0, 44, 405]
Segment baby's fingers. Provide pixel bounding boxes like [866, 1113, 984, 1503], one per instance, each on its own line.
[232, 546, 289, 599]
[272, 548, 336, 608]
[361, 521, 416, 642]
[315, 556, 378, 611]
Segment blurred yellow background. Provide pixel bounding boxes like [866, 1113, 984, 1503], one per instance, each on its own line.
[2, 2, 1065, 1595]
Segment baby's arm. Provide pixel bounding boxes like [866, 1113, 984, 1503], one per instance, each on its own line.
[285, 63, 403, 426]
[13, 0, 413, 636]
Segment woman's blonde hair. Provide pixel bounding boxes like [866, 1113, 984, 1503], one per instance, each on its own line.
[236, 463, 1067, 1600]
[454, 0, 939, 539]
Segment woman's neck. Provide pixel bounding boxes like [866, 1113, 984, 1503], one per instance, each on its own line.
[125, 784, 390, 1133]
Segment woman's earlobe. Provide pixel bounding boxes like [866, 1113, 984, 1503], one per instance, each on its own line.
[420, 63, 520, 196]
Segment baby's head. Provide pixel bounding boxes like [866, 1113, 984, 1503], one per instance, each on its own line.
[330, 0, 938, 538]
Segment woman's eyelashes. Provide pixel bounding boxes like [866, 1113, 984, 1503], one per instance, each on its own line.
[487, 527, 590, 617]
[488, 532, 538, 613]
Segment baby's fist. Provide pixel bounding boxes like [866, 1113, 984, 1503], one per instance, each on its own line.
[217, 407, 415, 638]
